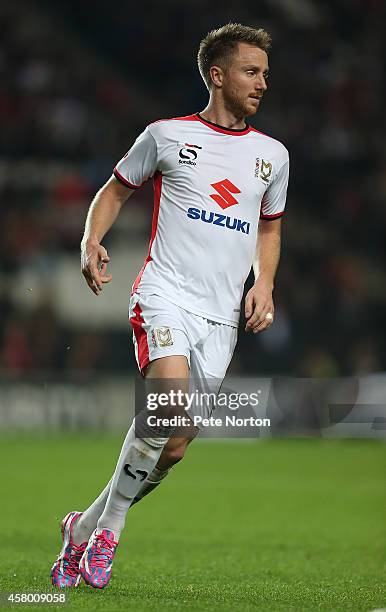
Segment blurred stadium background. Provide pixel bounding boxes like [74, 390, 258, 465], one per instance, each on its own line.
[0, 0, 386, 431]
[1, 3, 386, 609]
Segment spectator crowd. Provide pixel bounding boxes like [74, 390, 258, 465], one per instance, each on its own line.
[1, 0, 385, 378]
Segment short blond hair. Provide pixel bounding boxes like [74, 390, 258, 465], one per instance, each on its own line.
[197, 23, 271, 90]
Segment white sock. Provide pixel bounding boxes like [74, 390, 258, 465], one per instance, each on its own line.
[72, 480, 111, 545]
[71, 464, 170, 544]
[97, 422, 167, 539]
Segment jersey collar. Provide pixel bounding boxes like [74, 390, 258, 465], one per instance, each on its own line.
[196, 113, 251, 136]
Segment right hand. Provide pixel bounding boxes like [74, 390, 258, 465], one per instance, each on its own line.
[81, 239, 112, 295]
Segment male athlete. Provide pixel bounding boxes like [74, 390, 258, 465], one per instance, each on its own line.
[51, 23, 289, 589]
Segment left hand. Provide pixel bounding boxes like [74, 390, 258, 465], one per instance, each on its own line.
[244, 278, 274, 333]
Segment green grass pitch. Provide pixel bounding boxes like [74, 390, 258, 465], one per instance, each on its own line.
[0, 435, 385, 611]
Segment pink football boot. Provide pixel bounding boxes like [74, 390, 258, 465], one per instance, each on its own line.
[51, 511, 87, 588]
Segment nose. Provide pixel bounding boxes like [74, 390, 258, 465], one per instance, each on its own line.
[257, 75, 267, 92]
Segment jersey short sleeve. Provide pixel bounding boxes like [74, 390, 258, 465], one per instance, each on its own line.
[260, 152, 289, 220]
[114, 127, 158, 189]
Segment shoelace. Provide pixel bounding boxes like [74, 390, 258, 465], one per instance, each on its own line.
[89, 533, 117, 568]
[63, 543, 87, 578]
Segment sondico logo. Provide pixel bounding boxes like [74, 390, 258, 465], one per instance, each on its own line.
[178, 142, 202, 166]
[124, 464, 148, 481]
[187, 178, 250, 235]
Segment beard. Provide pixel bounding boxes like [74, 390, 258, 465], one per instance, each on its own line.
[222, 83, 258, 119]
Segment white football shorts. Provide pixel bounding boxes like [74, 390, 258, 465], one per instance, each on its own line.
[129, 291, 237, 393]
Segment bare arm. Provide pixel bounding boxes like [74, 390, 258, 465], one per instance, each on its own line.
[252, 218, 281, 287]
[81, 175, 135, 295]
[245, 218, 282, 333]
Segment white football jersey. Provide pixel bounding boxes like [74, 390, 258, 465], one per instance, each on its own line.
[114, 114, 289, 327]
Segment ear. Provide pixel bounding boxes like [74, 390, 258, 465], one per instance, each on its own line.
[209, 65, 224, 88]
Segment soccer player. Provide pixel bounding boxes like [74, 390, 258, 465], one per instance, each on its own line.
[51, 23, 289, 589]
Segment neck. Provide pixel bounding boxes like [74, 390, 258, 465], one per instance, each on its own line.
[200, 98, 247, 130]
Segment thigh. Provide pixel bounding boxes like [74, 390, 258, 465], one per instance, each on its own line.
[129, 293, 191, 375]
[187, 323, 238, 423]
[145, 355, 189, 379]
[130, 294, 204, 437]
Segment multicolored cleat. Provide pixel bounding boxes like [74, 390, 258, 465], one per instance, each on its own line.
[79, 528, 118, 589]
[51, 511, 87, 588]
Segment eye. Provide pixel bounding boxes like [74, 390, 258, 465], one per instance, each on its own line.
[246, 70, 255, 76]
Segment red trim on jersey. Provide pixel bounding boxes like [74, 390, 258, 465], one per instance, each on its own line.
[150, 114, 200, 125]
[132, 171, 163, 293]
[148, 114, 277, 140]
[113, 167, 142, 189]
[196, 114, 251, 136]
[130, 302, 150, 373]
[260, 211, 284, 220]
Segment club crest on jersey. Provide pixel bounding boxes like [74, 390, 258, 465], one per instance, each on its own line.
[177, 142, 202, 166]
[255, 158, 272, 184]
[152, 327, 174, 347]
